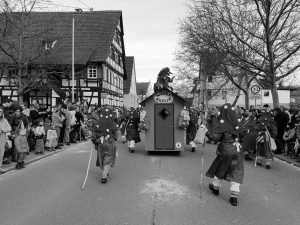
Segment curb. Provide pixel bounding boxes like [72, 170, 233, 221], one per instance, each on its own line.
[0, 142, 89, 175]
[274, 155, 300, 168]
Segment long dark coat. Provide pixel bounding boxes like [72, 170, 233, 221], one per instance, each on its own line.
[91, 109, 118, 168]
[186, 111, 198, 144]
[206, 132, 244, 184]
[96, 138, 116, 169]
[241, 118, 260, 154]
[124, 117, 141, 143]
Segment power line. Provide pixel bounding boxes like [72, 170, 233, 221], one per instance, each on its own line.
[77, 0, 92, 10]
[37, 1, 90, 10]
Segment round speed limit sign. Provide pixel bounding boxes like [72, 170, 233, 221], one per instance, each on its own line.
[251, 85, 261, 94]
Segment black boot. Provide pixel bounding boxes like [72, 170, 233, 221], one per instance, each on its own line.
[230, 197, 238, 206]
[15, 162, 21, 170]
[191, 147, 195, 152]
[266, 165, 271, 169]
[129, 148, 134, 153]
[244, 154, 252, 161]
[21, 161, 25, 168]
[209, 184, 219, 196]
[101, 178, 107, 183]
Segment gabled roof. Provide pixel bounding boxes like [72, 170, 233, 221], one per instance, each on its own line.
[136, 82, 150, 95]
[140, 87, 187, 106]
[0, 11, 123, 66]
[123, 56, 134, 94]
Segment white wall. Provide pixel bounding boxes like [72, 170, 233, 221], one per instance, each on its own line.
[123, 93, 138, 108]
[207, 89, 290, 108]
[196, 76, 291, 108]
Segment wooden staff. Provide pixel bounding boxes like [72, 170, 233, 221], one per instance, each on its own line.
[194, 125, 207, 199]
[81, 143, 94, 190]
[200, 142, 205, 199]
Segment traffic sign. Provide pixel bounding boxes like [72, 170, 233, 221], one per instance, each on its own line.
[251, 85, 261, 94]
[250, 94, 261, 99]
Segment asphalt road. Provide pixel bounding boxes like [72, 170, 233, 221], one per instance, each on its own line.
[0, 132, 299, 225]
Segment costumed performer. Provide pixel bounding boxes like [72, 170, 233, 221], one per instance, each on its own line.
[91, 107, 117, 183]
[205, 103, 244, 206]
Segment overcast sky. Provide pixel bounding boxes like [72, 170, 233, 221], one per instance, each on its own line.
[47, 0, 189, 83]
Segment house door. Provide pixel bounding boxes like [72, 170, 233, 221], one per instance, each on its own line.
[155, 104, 174, 150]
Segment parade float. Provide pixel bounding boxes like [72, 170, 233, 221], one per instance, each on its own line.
[139, 67, 189, 152]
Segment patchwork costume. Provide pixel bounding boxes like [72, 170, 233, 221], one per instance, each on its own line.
[91, 107, 117, 183]
[206, 103, 244, 206]
[255, 112, 277, 169]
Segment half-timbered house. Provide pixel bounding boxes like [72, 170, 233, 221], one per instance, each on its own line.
[0, 10, 126, 108]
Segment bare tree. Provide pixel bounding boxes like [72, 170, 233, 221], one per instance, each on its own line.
[175, 28, 234, 109]
[0, 0, 62, 102]
[178, 0, 300, 108]
[176, 0, 256, 109]
[206, 0, 300, 107]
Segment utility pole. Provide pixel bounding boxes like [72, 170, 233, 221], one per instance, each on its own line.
[72, 17, 75, 103]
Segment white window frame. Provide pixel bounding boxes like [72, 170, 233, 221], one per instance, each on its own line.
[103, 67, 107, 81]
[88, 65, 97, 79]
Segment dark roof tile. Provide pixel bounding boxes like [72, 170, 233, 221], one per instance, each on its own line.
[0, 11, 122, 65]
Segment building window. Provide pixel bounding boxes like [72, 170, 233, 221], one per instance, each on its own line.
[88, 65, 97, 79]
[103, 67, 107, 81]
[43, 39, 57, 50]
[207, 89, 212, 98]
[222, 91, 227, 99]
[108, 71, 111, 83]
[264, 91, 270, 97]
[207, 75, 213, 83]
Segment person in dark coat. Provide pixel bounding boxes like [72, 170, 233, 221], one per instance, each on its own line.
[186, 107, 199, 152]
[272, 108, 289, 154]
[206, 107, 219, 144]
[240, 113, 259, 160]
[91, 107, 117, 184]
[256, 112, 278, 169]
[124, 108, 141, 153]
[205, 103, 243, 206]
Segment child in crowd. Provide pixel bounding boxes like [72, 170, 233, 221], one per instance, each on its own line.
[27, 127, 36, 152]
[14, 122, 29, 169]
[34, 119, 45, 155]
[45, 125, 58, 151]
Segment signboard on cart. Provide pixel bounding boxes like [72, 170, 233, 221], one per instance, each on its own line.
[153, 90, 174, 104]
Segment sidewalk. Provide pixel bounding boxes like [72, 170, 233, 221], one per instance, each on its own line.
[0, 141, 87, 174]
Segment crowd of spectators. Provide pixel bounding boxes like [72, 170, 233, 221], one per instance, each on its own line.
[207, 104, 300, 164]
[0, 98, 125, 172]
